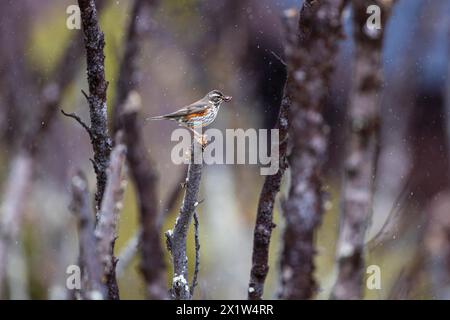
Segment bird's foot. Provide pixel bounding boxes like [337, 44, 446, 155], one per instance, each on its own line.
[195, 134, 208, 149]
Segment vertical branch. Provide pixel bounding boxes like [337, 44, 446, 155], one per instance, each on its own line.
[78, 0, 112, 209]
[278, 0, 347, 300]
[248, 80, 290, 299]
[113, 0, 157, 131]
[27, 0, 107, 154]
[166, 143, 203, 300]
[70, 172, 106, 300]
[0, 21, 97, 299]
[95, 142, 127, 300]
[331, 0, 396, 300]
[112, 0, 167, 299]
[190, 211, 200, 297]
[0, 154, 32, 298]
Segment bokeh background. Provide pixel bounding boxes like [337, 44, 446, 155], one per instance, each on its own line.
[0, 0, 449, 299]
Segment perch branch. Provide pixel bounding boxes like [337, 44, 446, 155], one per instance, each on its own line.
[166, 143, 203, 300]
[94, 141, 127, 300]
[331, 0, 396, 300]
[78, 0, 112, 210]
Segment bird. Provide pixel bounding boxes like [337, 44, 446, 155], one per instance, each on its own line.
[148, 90, 232, 144]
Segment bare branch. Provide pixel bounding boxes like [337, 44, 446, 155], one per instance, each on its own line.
[69, 171, 106, 300]
[167, 143, 203, 300]
[95, 142, 127, 300]
[0, 153, 32, 298]
[111, 0, 167, 299]
[248, 80, 290, 300]
[113, 0, 155, 132]
[0, 3, 106, 297]
[277, 0, 347, 300]
[331, 0, 397, 300]
[81, 89, 90, 101]
[191, 211, 200, 296]
[269, 50, 287, 67]
[78, 0, 113, 210]
[60, 109, 92, 138]
[115, 229, 141, 278]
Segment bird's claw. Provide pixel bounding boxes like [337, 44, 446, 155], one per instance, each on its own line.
[195, 134, 208, 149]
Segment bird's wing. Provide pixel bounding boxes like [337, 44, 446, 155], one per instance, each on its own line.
[162, 100, 209, 119]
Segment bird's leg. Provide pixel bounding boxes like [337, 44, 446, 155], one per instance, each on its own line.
[186, 126, 208, 147]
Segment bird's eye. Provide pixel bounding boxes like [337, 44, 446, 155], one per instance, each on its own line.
[210, 93, 221, 100]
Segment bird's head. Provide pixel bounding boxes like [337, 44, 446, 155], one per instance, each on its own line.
[206, 90, 232, 104]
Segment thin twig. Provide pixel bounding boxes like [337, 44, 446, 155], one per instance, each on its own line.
[115, 229, 140, 278]
[269, 50, 287, 67]
[60, 109, 92, 138]
[94, 141, 127, 300]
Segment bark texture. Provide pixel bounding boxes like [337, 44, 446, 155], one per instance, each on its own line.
[331, 0, 396, 300]
[78, 0, 112, 209]
[70, 172, 106, 299]
[166, 143, 203, 300]
[248, 82, 290, 300]
[278, 0, 347, 300]
[95, 143, 127, 300]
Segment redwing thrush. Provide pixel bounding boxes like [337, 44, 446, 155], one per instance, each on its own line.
[148, 90, 232, 146]
[148, 90, 232, 130]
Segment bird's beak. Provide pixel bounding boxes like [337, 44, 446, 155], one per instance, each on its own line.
[224, 96, 232, 102]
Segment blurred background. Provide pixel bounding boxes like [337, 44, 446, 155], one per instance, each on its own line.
[0, 0, 449, 299]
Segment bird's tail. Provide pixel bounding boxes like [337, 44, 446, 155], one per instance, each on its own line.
[146, 115, 167, 121]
